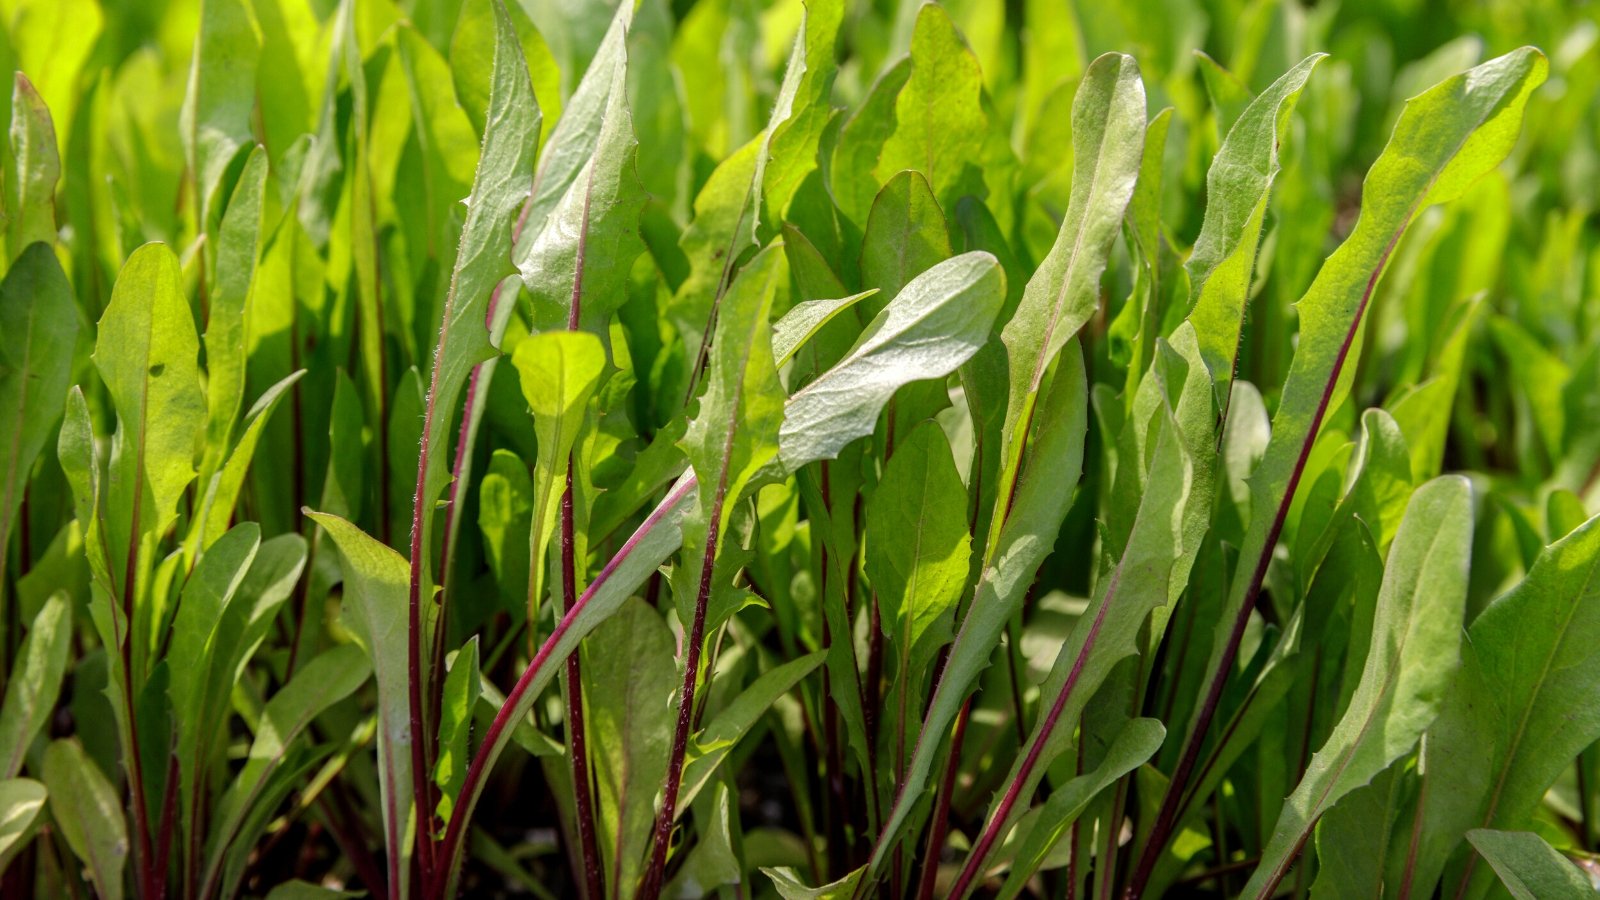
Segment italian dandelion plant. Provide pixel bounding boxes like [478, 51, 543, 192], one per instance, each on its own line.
[0, 0, 1597, 898]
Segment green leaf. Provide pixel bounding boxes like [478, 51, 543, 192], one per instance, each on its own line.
[1242, 476, 1475, 898]
[451, 1, 560, 145]
[199, 145, 269, 482]
[860, 170, 952, 312]
[998, 52, 1144, 510]
[760, 0, 843, 222]
[194, 370, 305, 552]
[93, 242, 206, 592]
[1466, 829, 1596, 900]
[0, 778, 46, 874]
[0, 243, 77, 596]
[303, 510, 416, 897]
[435, 637, 480, 826]
[682, 244, 787, 551]
[770, 290, 876, 367]
[478, 449, 534, 611]
[960, 341, 1202, 891]
[5, 75, 60, 257]
[583, 598, 676, 895]
[763, 865, 866, 900]
[167, 523, 262, 844]
[1196, 51, 1253, 138]
[866, 421, 970, 676]
[667, 0, 839, 373]
[1411, 513, 1600, 899]
[514, 23, 644, 334]
[995, 719, 1167, 900]
[263, 880, 365, 900]
[181, 0, 262, 223]
[516, 1, 625, 256]
[779, 251, 1004, 471]
[832, 59, 912, 226]
[679, 649, 827, 812]
[0, 594, 70, 779]
[511, 330, 606, 616]
[42, 739, 127, 900]
[1186, 54, 1324, 402]
[446, 229, 1024, 872]
[203, 644, 371, 898]
[57, 387, 114, 601]
[875, 3, 988, 216]
[666, 136, 764, 367]
[413, 0, 541, 620]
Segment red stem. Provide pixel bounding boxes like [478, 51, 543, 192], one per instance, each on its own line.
[949, 565, 1120, 898]
[436, 478, 697, 895]
[637, 475, 727, 900]
[1125, 213, 1407, 900]
[406, 432, 440, 893]
[561, 464, 605, 900]
[914, 698, 971, 900]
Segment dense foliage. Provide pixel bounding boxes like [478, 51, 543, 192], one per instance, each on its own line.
[1, 0, 1598, 897]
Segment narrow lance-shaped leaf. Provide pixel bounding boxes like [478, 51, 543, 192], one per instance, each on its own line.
[411, 0, 541, 616]
[57, 388, 114, 603]
[394, 8, 540, 877]
[515, 37, 644, 334]
[514, 0, 627, 260]
[769, 290, 876, 366]
[42, 739, 127, 900]
[1465, 830, 1596, 900]
[1185, 54, 1324, 404]
[1242, 476, 1475, 898]
[0, 594, 71, 779]
[0, 244, 77, 599]
[996, 52, 1144, 547]
[760, 0, 842, 222]
[201, 644, 372, 899]
[196, 146, 269, 490]
[6, 75, 60, 257]
[1139, 48, 1547, 888]
[995, 719, 1168, 900]
[303, 511, 415, 900]
[678, 650, 828, 813]
[583, 599, 676, 896]
[434, 638, 480, 828]
[167, 524, 262, 858]
[181, 0, 261, 226]
[1407, 512, 1600, 900]
[195, 370, 306, 551]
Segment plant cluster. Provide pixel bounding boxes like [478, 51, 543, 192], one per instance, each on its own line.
[1, 0, 1598, 898]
